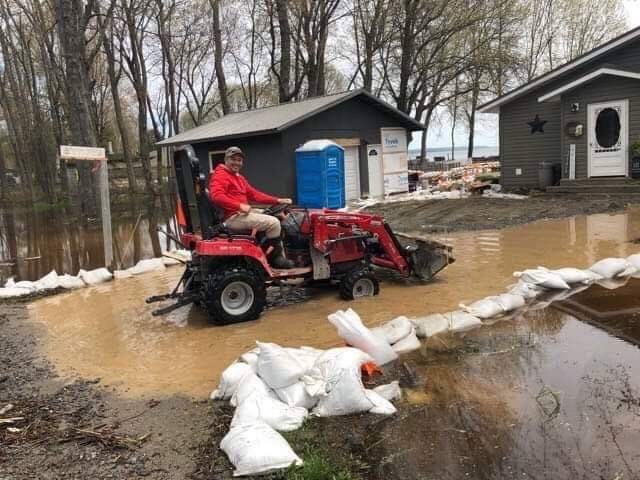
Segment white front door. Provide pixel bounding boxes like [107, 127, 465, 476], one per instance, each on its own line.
[588, 100, 628, 177]
[367, 145, 383, 198]
[344, 146, 361, 200]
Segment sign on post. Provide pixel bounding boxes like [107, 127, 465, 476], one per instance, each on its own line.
[59, 145, 113, 268]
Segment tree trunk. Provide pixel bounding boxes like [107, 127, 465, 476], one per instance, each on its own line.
[467, 81, 480, 160]
[0, 140, 7, 201]
[276, 0, 291, 102]
[211, 0, 230, 114]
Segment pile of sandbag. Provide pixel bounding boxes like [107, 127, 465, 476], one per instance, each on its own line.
[211, 340, 401, 476]
[0, 249, 192, 299]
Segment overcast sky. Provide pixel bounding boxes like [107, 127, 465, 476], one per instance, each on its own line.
[409, 0, 640, 151]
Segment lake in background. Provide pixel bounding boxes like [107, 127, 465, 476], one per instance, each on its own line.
[409, 145, 499, 161]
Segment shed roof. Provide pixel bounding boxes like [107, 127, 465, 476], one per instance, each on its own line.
[157, 89, 425, 146]
[479, 26, 640, 113]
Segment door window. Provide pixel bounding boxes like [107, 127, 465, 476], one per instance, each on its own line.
[595, 107, 621, 149]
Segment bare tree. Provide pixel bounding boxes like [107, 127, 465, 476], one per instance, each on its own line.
[210, 0, 231, 114]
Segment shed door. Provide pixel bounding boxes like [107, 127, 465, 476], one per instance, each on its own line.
[367, 145, 383, 198]
[588, 100, 628, 177]
[344, 146, 361, 200]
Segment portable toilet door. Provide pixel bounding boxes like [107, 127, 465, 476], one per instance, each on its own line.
[295, 140, 345, 209]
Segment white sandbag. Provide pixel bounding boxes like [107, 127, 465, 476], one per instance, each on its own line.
[239, 348, 260, 372]
[391, 328, 421, 353]
[494, 293, 526, 312]
[57, 274, 86, 289]
[508, 280, 545, 300]
[596, 276, 630, 290]
[459, 297, 503, 319]
[627, 253, 640, 270]
[373, 381, 402, 401]
[313, 347, 373, 374]
[284, 346, 323, 372]
[161, 255, 181, 266]
[364, 389, 397, 415]
[167, 249, 192, 262]
[0, 287, 32, 298]
[539, 266, 598, 284]
[411, 313, 449, 338]
[34, 270, 59, 290]
[78, 268, 113, 285]
[5, 278, 37, 292]
[274, 381, 319, 409]
[589, 258, 630, 279]
[327, 309, 398, 365]
[445, 310, 483, 333]
[210, 362, 253, 400]
[371, 316, 413, 345]
[231, 372, 277, 407]
[220, 422, 303, 477]
[112, 269, 132, 280]
[514, 269, 570, 289]
[256, 342, 306, 389]
[312, 367, 374, 417]
[127, 258, 166, 275]
[231, 392, 308, 431]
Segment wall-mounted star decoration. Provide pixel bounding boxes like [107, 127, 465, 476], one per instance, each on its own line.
[528, 114, 547, 134]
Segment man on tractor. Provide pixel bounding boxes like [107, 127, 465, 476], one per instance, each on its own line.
[209, 146, 295, 269]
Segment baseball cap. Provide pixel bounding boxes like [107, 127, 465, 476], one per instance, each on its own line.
[225, 146, 245, 160]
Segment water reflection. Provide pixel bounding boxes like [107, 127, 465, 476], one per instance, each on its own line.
[0, 196, 177, 283]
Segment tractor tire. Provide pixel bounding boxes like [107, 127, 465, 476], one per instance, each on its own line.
[339, 268, 380, 300]
[205, 266, 266, 325]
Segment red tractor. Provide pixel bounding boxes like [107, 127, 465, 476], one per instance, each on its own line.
[148, 145, 454, 324]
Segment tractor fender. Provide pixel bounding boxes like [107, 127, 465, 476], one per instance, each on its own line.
[195, 238, 272, 276]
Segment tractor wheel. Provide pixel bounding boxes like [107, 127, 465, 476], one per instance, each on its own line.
[205, 267, 266, 325]
[339, 268, 380, 300]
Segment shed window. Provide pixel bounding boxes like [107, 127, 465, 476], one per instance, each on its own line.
[595, 107, 621, 148]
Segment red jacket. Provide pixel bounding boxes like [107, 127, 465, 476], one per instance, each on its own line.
[209, 164, 279, 219]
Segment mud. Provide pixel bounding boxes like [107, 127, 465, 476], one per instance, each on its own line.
[366, 194, 640, 233]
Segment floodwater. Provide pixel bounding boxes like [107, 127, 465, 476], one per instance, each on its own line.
[0, 197, 177, 284]
[26, 208, 640, 399]
[382, 280, 640, 478]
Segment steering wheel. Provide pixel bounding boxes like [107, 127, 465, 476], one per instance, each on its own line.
[263, 203, 289, 217]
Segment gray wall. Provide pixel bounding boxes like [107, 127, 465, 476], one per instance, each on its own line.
[561, 75, 640, 179]
[499, 36, 640, 188]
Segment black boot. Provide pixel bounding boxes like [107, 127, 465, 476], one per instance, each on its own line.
[268, 239, 295, 269]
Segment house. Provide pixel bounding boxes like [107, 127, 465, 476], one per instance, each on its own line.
[479, 26, 640, 190]
[157, 89, 425, 201]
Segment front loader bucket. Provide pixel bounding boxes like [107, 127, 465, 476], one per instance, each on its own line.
[394, 232, 455, 281]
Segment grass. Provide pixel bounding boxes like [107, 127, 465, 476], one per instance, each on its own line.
[32, 199, 72, 212]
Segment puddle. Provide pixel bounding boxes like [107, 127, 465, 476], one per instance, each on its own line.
[27, 209, 640, 398]
[379, 280, 640, 478]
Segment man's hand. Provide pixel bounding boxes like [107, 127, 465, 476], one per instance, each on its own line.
[278, 198, 292, 205]
[239, 203, 251, 214]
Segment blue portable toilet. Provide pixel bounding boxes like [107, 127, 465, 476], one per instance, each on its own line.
[295, 140, 345, 209]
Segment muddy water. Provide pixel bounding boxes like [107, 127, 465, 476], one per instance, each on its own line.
[28, 209, 640, 398]
[383, 280, 640, 478]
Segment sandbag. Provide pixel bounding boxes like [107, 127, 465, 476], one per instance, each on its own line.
[57, 274, 86, 289]
[627, 253, 640, 271]
[0, 287, 32, 298]
[127, 258, 166, 275]
[34, 270, 60, 290]
[211, 362, 253, 400]
[459, 297, 503, 319]
[220, 422, 303, 477]
[284, 346, 323, 372]
[589, 258, 629, 279]
[231, 372, 277, 407]
[78, 268, 113, 285]
[514, 269, 570, 289]
[445, 310, 482, 333]
[312, 367, 373, 417]
[508, 280, 545, 300]
[231, 392, 308, 432]
[239, 348, 259, 372]
[167, 249, 192, 262]
[364, 389, 397, 415]
[327, 309, 398, 365]
[371, 316, 413, 345]
[313, 347, 373, 375]
[274, 381, 319, 409]
[391, 328, 421, 353]
[373, 381, 402, 401]
[494, 293, 526, 312]
[257, 342, 306, 389]
[411, 314, 449, 338]
[113, 270, 133, 280]
[5, 278, 37, 292]
[539, 266, 598, 284]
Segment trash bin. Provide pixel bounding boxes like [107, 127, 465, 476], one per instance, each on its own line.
[538, 161, 554, 189]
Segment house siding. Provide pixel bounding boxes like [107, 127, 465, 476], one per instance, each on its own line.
[499, 36, 640, 188]
[560, 76, 640, 179]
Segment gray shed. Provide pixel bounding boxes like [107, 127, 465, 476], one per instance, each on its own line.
[157, 89, 424, 201]
[479, 26, 640, 190]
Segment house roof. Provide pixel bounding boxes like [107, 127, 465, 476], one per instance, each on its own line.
[157, 89, 425, 146]
[478, 26, 640, 113]
[538, 67, 640, 103]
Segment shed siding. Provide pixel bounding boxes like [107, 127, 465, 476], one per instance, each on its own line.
[499, 36, 640, 188]
[561, 76, 640, 179]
